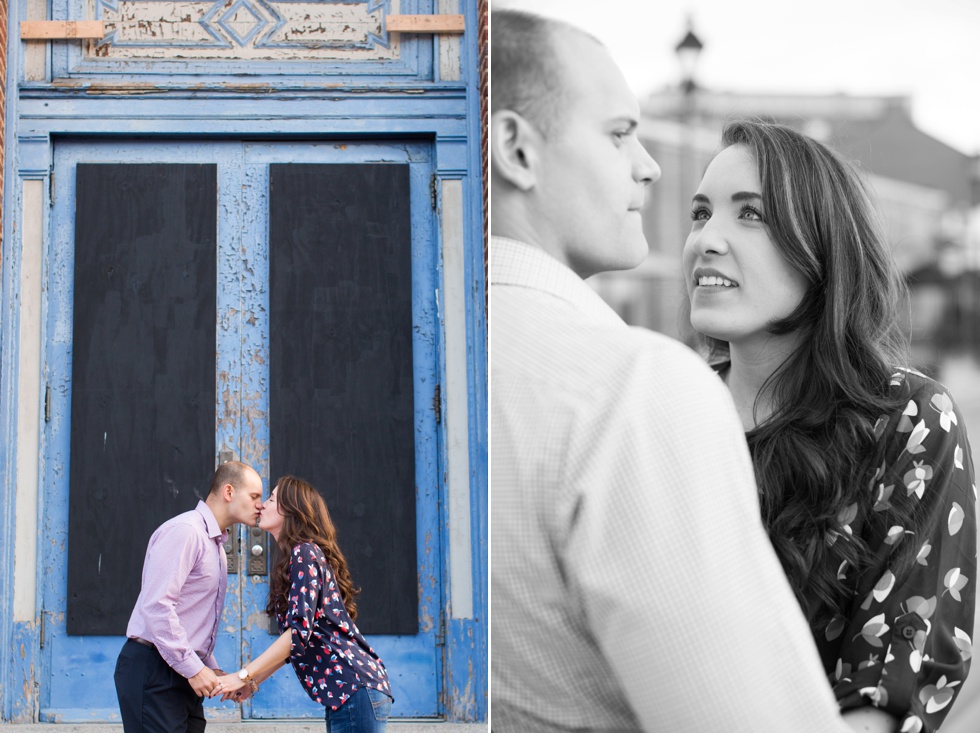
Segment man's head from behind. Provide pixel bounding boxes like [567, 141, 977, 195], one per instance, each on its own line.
[491, 10, 661, 279]
[207, 460, 263, 529]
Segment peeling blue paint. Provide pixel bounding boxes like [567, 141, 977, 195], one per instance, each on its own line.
[10, 620, 40, 722]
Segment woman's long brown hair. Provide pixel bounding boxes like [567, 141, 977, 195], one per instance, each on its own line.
[687, 120, 911, 635]
[266, 475, 360, 621]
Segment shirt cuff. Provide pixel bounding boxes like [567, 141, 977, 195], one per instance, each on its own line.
[171, 653, 206, 679]
[289, 624, 311, 657]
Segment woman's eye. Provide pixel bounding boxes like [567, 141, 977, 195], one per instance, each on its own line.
[740, 205, 764, 222]
[689, 207, 710, 222]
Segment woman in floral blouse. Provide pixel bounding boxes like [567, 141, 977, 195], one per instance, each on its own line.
[212, 475, 393, 731]
[683, 119, 976, 733]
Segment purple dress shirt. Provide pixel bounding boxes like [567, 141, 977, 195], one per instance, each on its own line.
[125, 501, 229, 678]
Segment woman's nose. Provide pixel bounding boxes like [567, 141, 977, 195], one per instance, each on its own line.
[690, 218, 729, 257]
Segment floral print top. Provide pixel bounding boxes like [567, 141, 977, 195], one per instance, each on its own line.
[733, 367, 976, 733]
[278, 542, 393, 710]
[814, 369, 976, 732]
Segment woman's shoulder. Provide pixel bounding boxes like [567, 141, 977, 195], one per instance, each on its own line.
[886, 367, 959, 412]
[878, 367, 967, 454]
[290, 541, 326, 562]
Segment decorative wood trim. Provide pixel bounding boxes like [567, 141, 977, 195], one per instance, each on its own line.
[20, 20, 105, 40]
[387, 14, 464, 34]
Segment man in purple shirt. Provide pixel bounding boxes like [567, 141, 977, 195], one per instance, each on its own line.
[114, 460, 264, 732]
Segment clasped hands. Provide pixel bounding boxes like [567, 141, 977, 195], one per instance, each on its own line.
[210, 671, 254, 701]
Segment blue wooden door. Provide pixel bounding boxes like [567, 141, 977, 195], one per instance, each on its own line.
[42, 139, 442, 721]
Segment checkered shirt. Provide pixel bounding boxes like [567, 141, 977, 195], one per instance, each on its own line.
[490, 237, 852, 732]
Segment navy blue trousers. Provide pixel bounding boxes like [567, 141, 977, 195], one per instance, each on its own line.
[114, 638, 206, 733]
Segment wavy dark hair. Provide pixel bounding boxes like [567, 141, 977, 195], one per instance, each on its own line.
[266, 475, 360, 621]
[691, 120, 911, 631]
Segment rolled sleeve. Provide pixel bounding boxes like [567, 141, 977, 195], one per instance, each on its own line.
[286, 543, 320, 658]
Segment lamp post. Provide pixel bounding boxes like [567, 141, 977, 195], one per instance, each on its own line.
[675, 22, 703, 260]
[675, 23, 703, 96]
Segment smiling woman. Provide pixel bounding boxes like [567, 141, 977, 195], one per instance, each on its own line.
[684, 145, 809, 364]
[683, 119, 977, 733]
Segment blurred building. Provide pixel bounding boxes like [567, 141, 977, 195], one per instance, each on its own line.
[592, 85, 980, 372]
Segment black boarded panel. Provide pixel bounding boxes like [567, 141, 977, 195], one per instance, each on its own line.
[68, 164, 217, 635]
[269, 164, 417, 635]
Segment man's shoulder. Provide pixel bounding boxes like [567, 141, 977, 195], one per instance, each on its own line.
[153, 507, 207, 542]
[493, 287, 711, 368]
[573, 320, 704, 368]
[495, 310, 723, 405]
[588, 325, 726, 396]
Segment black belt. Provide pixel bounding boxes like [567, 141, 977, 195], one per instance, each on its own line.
[131, 637, 154, 648]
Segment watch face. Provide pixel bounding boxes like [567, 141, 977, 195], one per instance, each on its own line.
[238, 668, 248, 680]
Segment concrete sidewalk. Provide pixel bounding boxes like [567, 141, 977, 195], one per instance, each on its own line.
[0, 724, 486, 732]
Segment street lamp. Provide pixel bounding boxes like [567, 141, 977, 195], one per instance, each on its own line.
[675, 20, 704, 308]
[675, 23, 703, 96]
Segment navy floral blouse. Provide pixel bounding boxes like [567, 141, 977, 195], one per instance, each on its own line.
[814, 369, 976, 732]
[734, 367, 975, 732]
[278, 542, 393, 710]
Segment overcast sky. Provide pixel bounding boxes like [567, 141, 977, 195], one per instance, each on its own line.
[491, 0, 980, 156]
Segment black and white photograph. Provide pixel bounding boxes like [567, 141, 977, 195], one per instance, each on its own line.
[490, 1, 980, 731]
[0, 1, 489, 731]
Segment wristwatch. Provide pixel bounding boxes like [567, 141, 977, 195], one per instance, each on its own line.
[237, 667, 259, 694]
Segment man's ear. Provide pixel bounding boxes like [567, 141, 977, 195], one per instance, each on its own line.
[491, 110, 542, 192]
[222, 483, 235, 502]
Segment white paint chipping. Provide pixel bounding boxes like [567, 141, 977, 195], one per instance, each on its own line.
[25, 0, 48, 81]
[440, 179, 473, 619]
[13, 180, 45, 622]
[89, 0, 402, 61]
[438, 0, 461, 81]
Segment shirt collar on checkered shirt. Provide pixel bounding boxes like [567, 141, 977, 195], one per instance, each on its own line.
[194, 500, 229, 546]
[490, 236, 627, 330]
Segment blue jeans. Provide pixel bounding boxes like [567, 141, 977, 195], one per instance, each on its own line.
[324, 687, 392, 733]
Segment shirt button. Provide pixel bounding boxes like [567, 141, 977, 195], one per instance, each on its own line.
[901, 625, 916, 639]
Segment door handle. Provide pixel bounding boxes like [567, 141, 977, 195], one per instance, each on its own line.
[224, 536, 239, 574]
[247, 526, 267, 575]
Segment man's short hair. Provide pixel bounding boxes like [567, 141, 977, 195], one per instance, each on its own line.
[209, 460, 250, 496]
[491, 9, 600, 136]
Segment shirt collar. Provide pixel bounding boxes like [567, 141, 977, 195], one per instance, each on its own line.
[196, 500, 228, 544]
[491, 236, 627, 330]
